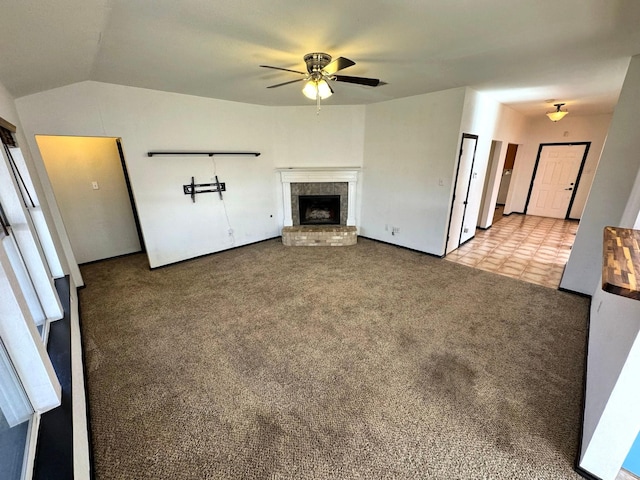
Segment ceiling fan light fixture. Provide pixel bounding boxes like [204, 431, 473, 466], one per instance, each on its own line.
[302, 79, 332, 100]
[546, 103, 569, 122]
[316, 79, 332, 99]
[301, 81, 317, 100]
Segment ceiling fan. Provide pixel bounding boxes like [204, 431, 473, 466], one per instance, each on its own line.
[260, 53, 382, 105]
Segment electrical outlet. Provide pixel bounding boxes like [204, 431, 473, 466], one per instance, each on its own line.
[228, 228, 234, 235]
[438, 178, 444, 186]
[91, 181, 99, 190]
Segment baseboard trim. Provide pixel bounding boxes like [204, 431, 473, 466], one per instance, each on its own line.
[574, 297, 598, 480]
[71, 281, 91, 479]
[558, 286, 592, 298]
[574, 465, 603, 480]
[357, 235, 444, 258]
[78, 250, 143, 267]
[458, 235, 475, 247]
[149, 237, 282, 270]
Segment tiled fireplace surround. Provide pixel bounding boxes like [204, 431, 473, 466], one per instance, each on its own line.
[279, 168, 359, 246]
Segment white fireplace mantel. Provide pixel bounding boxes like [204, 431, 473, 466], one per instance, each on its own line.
[278, 167, 360, 227]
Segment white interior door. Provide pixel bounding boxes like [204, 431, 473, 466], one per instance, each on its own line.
[446, 135, 477, 254]
[527, 144, 586, 219]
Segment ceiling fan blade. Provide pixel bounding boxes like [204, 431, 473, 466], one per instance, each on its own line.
[260, 65, 306, 75]
[267, 78, 305, 89]
[333, 75, 381, 87]
[323, 57, 355, 75]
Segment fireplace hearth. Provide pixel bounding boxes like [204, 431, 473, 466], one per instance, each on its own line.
[299, 195, 340, 225]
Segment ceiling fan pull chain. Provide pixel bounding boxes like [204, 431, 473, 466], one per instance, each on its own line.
[316, 92, 321, 114]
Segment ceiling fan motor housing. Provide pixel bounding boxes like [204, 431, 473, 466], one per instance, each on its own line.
[304, 53, 332, 73]
[261, 53, 380, 91]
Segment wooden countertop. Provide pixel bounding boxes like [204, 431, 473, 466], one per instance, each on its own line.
[603, 226, 640, 300]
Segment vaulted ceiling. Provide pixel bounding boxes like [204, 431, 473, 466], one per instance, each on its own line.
[1, 1, 640, 117]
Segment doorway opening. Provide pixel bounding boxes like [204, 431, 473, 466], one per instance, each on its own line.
[524, 142, 590, 219]
[36, 136, 145, 264]
[497, 143, 518, 211]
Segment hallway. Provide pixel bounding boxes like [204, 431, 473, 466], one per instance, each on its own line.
[445, 213, 578, 289]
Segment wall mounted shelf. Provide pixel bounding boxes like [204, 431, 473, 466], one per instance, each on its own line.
[147, 151, 260, 157]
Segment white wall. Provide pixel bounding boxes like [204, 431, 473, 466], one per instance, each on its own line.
[272, 105, 366, 227]
[359, 88, 466, 254]
[457, 89, 527, 235]
[565, 54, 640, 479]
[272, 106, 366, 169]
[16, 82, 366, 267]
[505, 113, 612, 219]
[477, 140, 502, 229]
[36, 136, 141, 264]
[562, 56, 640, 295]
[580, 287, 640, 480]
[359, 87, 526, 256]
[476, 107, 527, 229]
[16, 82, 277, 268]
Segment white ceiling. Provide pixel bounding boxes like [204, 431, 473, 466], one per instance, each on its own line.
[1, 0, 640, 117]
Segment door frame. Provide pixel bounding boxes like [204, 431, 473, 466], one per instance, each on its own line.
[445, 133, 479, 254]
[116, 139, 146, 253]
[524, 142, 591, 220]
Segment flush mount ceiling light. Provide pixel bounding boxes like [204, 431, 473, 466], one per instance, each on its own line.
[546, 103, 569, 122]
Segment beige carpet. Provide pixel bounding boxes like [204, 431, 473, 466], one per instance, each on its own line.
[79, 237, 589, 479]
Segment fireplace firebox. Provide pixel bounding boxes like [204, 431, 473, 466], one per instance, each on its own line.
[299, 195, 340, 225]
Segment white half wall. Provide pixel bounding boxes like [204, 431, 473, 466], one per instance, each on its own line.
[562, 55, 640, 295]
[580, 287, 640, 480]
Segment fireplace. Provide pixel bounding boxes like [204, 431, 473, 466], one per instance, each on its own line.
[278, 168, 359, 227]
[299, 195, 340, 225]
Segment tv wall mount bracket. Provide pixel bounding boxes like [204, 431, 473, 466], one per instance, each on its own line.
[183, 176, 226, 203]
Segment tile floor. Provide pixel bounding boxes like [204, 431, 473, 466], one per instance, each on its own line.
[445, 213, 579, 289]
